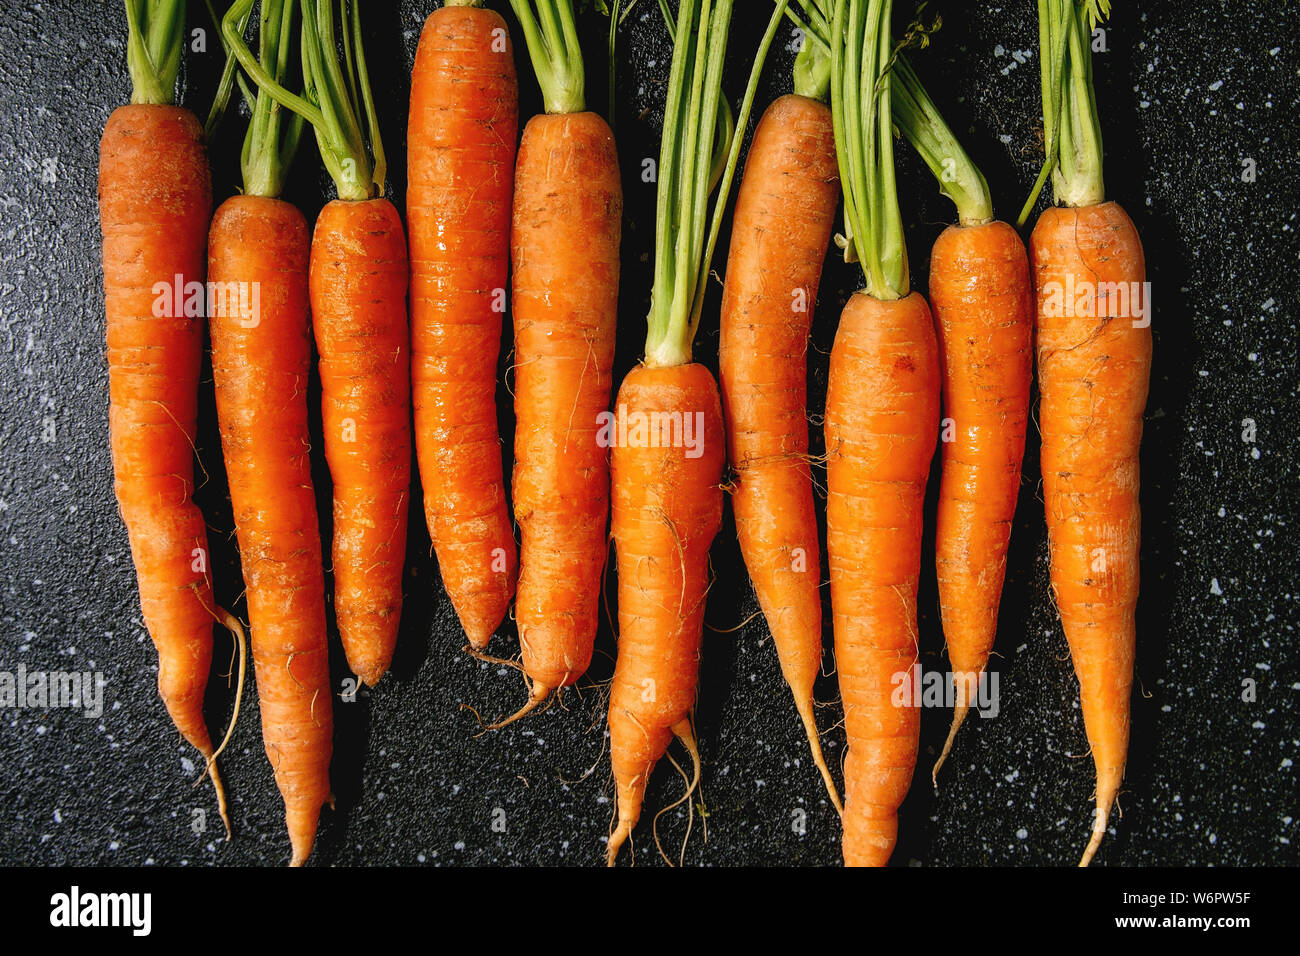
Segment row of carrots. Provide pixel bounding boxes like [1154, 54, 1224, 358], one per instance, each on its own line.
[98, 0, 1149, 867]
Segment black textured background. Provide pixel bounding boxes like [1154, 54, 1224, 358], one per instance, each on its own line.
[0, 0, 1296, 868]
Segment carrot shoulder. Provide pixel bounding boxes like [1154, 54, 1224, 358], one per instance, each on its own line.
[100, 103, 221, 781]
[511, 111, 621, 699]
[208, 195, 332, 867]
[408, 5, 519, 649]
[826, 291, 940, 866]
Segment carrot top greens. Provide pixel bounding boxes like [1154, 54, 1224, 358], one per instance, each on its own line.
[1019, 0, 1109, 224]
[512, 0, 586, 115]
[215, 0, 304, 199]
[829, 0, 907, 300]
[643, 0, 791, 368]
[224, 0, 385, 202]
[124, 0, 185, 105]
[892, 55, 992, 225]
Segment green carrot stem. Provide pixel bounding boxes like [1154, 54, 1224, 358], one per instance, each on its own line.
[223, 0, 382, 201]
[1018, 0, 1105, 223]
[511, 0, 586, 115]
[123, 0, 185, 106]
[644, 0, 790, 368]
[891, 54, 992, 224]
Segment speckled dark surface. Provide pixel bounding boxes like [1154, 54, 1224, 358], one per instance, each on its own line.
[0, 1, 1296, 868]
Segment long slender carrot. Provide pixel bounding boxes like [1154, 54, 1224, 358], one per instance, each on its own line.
[823, 0, 941, 866]
[1021, 0, 1149, 866]
[718, 84, 842, 811]
[100, 0, 230, 830]
[229, 0, 410, 688]
[408, 1, 519, 650]
[826, 291, 939, 865]
[887, 54, 1034, 781]
[213, 0, 332, 867]
[503, 0, 621, 718]
[606, 0, 791, 866]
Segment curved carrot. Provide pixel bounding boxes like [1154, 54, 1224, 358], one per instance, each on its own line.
[607, 363, 724, 863]
[930, 220, 1032, 774]
[208, 195, 331, 867]
[1031, 200, 1148, 865]
[311, 198, 411, 686]
[826, 291, 940, 866]
[718, 91, 841, 810]
[511, 110, 622, 707]
[99, 100, 230, 823]
[408, 4, 519, 649]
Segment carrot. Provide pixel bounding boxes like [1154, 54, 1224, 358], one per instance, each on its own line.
[501, 0, 621, 719]
[718, 83, 842, 809]
[826, 291, 939, 865]
[229, 0, 411, 688]
[606, 0, 792, 866]
[408, 1, 519, 650]
[213, 0, 332, 867]
[823, 0, 941, 866]
[100, 0, 232, 830]
[888, 54, 1034, 781]
[1020, 0, 1149, 866]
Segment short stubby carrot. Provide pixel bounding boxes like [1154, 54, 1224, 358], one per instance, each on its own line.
[407, 4, 519, 649]
[719, 91, 840, 808]
[99, 103, 222, 786]
[208, 195, 332, 867]
[606, 363, 725, 865]
[1031, 200, 1149, 865]
[930, 219, 1032, 771]
[310, 198, 411, 686]
[825, 291, 941, 867]
[511, 111, 621, 702]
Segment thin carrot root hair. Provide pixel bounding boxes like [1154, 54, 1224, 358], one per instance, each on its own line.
[653, 721, 702, 867]
[190, 605, 247, 839]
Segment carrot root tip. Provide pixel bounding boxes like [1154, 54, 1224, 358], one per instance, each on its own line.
[486, 684, 552, 730]
[606, 820, 633, 867]
[210, 761, 232, 841]
[794, 696, 843, 815]
[1079, 805, 1111, 867]
[931, 702, 971, 789]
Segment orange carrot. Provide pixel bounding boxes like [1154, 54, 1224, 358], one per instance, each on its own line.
[215, 0, 334, 865]
[408, 3, 519, 650]
[605, 0, 790, 866]
[886, 53, 1034, 780]
[311, 198, 411, 686]
[99, 3, 230, 828]
[209, 197, 331, 868]
[1021, 0, 1149, 865]
[1032, 201, 1147, 864]
[718, 90, 841, 809]
[607, 364, 725, 864]
[928, 221, 1032, 771]
[823, 0, 941, 866]
[507, 4, 622, 715]
[826, 292, 940, 865]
